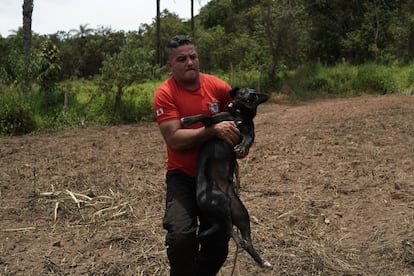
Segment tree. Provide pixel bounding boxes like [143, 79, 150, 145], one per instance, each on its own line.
[34, 39, 62, 109]
[140, 9, 190, 65]
[306, 0, 414, 64]
[100, 36, 155, 113]
[71, 24, 94, 38]
[22, 0, 34, 94]
[259, 0, 309, 85]
[198, 0, 233, 31]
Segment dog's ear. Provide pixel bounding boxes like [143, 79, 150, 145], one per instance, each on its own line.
[229, 87, 240, 99]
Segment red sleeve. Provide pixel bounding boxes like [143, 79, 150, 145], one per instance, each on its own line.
[153, 81, 179, 125]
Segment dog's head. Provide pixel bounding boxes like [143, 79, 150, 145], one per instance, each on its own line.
[229, 87, 269, 118]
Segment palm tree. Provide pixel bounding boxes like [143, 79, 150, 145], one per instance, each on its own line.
[73, 24, 94, 38]
[22, 0, 34, 94]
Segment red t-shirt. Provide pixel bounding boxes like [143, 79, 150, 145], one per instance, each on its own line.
[154, 73, 232, 177]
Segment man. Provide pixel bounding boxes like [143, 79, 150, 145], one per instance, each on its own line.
[153, 35, 240, 275]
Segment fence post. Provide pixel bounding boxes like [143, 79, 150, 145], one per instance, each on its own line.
[63, 88, 68, 115]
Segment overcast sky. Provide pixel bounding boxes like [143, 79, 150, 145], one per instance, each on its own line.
[0, 0, 210, 37]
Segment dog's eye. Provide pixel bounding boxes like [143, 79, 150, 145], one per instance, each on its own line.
[247, 96, 256, 103]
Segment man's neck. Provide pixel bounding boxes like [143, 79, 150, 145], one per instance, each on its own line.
[174, 77, 200, 91]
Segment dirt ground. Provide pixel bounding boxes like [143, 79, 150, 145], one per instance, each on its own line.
[1, 94, 413, 275]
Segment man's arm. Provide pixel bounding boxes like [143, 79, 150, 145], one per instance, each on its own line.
[159, 119, 240, 152]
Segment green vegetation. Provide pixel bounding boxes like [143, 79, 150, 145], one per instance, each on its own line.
[285, 63, 414, 99]
[2, 63, 412, 136]
[0, 79, 160, 136]
[1, 0, 414, 136]
[0, 88, 36, 135]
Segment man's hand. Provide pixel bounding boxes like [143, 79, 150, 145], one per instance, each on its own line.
[212, 121, 240, 145]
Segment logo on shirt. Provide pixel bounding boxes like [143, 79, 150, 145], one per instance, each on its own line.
[156, 107, 164, 116]
[209, 102, 219, 114]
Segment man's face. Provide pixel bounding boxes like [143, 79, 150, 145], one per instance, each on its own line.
[167, 44, 200, 85]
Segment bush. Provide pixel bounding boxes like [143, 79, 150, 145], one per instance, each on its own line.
[0, 93, 36, 136]
[284, 63, 332, 99]
[281, 62, 411, 99]
[117, 84, 155, 123]
[353, 63, 398, 94]
[93, 81, 156, 125]
[397, 64, 414, 94]
[325, 64, 358, 95]
[305, 76, 334, 93]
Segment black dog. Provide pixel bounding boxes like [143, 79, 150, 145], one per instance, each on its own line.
[180, 87, 271, 268]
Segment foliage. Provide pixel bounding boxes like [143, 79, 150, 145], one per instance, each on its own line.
[353, 63, 402, 94]
[118, 84, 156, 122]
[35, 39, 62, 93]
[0, 77, 158, 136]
[100, 35, 158, 116]
[324, 64, 358, 95]
[283, 62, 412, 99]
[1, 0, 414, 84]
[0, 90, 36, 136]
[94, 86, 155, 124]
[227, 68, 264, 91]
[198, 0, 233, 31]
[399, 64, 414, 94]
[139, 10, 192, 65]
[306, 0, 414, 64]
[101, 37, 155, 89]
[1, 0, 414, 135]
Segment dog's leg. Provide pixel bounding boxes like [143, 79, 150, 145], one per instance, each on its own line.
[197, 144, 234, 239]
[228, 191, 271, 268]
[181, 112, 232, 127]
[180, 114, 210, 126]
[197, 188, 233, 239]
[233, 123, 255, 158]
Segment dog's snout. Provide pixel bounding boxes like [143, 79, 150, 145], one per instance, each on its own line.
[249, 92, 268, 105]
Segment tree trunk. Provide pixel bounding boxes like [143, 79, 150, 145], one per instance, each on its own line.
[156, 0, 161, 65]
[260, 0, 295, 88]
[22, 0, 34, 94]
[259, 0, 278, 85]
[191, 0, 195, 39]
[114, 84, 123, 113]
[408, 23, 414, 61]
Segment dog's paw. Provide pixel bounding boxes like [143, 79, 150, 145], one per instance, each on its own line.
[180, 117, 190, 126]
[234, 144, 249, 159]
[262, 260, 272, 268]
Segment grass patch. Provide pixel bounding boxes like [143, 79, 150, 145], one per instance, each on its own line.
[283, 62, 413, 99]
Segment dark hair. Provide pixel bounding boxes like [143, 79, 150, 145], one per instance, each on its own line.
[165, 35, 194, 59]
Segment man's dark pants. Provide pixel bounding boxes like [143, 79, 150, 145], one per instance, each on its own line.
[163, 170, 230, 276]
